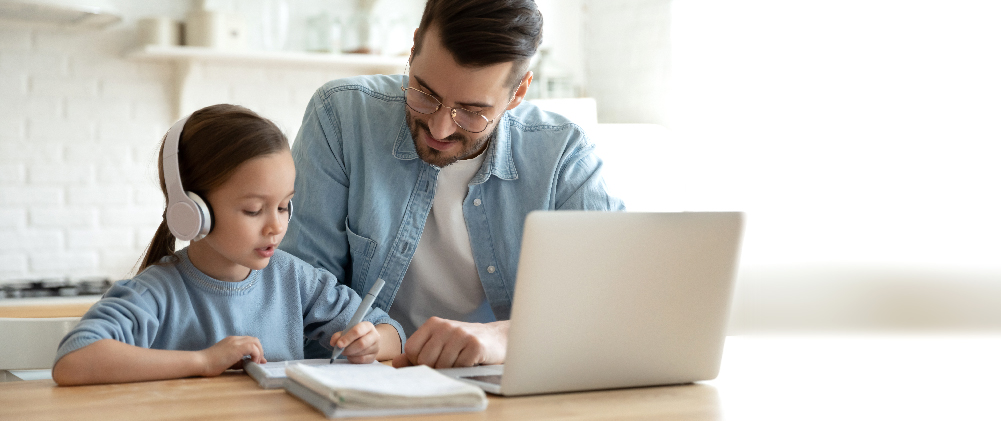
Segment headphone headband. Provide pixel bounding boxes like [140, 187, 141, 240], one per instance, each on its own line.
[163, 116, 190, 210]
[162, 115, 212, 242]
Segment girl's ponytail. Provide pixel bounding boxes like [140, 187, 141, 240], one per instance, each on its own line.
[137, 218, 177, 273]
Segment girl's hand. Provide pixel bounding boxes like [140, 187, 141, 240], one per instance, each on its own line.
[330, 322, 381, 364]
[196, 336, 266, 376]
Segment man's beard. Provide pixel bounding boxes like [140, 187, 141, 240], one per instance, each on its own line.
[406, 109, 496, 168]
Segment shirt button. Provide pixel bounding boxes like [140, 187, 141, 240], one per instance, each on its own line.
[487, 266, 496, 274]
[473, 198, 482, 206]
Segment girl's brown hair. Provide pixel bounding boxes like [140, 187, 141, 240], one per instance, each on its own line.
[137, 104, 289, 273]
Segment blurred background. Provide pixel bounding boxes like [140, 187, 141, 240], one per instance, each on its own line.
[1, 0, 999, 333]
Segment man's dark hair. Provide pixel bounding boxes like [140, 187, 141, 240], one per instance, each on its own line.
[413, 0, 543, 88]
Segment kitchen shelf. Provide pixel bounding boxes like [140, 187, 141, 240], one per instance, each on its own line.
[125, 45, 407, 70]
[124, 45, 407, 119]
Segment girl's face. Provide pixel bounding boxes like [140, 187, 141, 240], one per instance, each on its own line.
[187, 151, 296, 282]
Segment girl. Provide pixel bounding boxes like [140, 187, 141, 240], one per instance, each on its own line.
[52, 104, 404, 386]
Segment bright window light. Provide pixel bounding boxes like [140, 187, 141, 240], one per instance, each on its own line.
[665, 0, 1001, 269]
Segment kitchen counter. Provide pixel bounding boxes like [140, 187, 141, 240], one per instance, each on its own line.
[0, 296, 99, 318]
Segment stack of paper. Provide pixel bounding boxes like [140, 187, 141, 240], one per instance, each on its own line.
[285, 363, 488, 418]
[244, 359, 333, 389]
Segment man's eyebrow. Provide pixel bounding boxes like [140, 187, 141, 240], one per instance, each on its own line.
[413, 75, 440, 97]
[413, 75, 493, 109]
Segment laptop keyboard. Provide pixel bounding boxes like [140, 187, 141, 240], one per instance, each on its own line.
[462, 375, 502, 385]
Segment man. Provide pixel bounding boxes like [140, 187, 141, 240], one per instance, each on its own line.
[280, 0, 624, 368]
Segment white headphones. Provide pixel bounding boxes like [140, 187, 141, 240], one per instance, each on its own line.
[163, 115, 212, 242]
[162, 114, 294, 242]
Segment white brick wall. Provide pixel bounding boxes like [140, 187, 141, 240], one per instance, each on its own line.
[0, 16, 189, 282]
[30, 208, 99, 228]
[0, 254, 28, 278]
[0, 165, 24, 183]
[0, 229, 63, 253]
[0, 187, 62, 206]
[0, 208, 26, 229]
[29, 251, 99, 277]
[0, 3, 417, 284]
[67, 227, 135, 250]
[176, 63, 382, 140]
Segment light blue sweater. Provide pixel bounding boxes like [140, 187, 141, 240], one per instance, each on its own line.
[55, 248, 405, 364]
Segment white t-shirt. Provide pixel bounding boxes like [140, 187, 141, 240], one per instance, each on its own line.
[389, 153, 495, 337]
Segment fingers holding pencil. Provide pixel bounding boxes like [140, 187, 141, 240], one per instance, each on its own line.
[330, 321, 381, 364]
[330, 279, 386, 363]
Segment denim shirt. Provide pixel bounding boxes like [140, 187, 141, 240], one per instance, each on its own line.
[279, 74, 624, 322]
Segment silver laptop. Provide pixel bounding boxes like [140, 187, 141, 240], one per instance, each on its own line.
[438, 211, 743, 396]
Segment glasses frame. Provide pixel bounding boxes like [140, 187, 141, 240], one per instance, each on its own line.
[401, 86, 505, 134]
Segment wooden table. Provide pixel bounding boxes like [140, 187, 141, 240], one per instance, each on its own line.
[0, 373, 719, 420]
[2, 335, 999, 420]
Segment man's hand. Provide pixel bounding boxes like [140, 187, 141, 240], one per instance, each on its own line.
[391, 318, 509, 368]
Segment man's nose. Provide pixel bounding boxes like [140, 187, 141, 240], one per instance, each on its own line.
[428, 108, 458, 140]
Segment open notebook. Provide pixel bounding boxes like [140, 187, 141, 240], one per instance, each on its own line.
[283, 363, 487, 418]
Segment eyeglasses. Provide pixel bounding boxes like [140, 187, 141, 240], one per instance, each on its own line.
[401, 86, 498, 133]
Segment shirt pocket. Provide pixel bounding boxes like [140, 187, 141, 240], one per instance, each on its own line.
[344, 217, 378, 286]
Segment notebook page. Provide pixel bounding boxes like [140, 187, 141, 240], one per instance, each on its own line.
[256, 359, 334, 377]
[289, 364, 478, 397]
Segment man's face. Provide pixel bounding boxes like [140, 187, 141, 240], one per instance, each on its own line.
[405, 107, 497, 168]
[406, 28, 526, 167]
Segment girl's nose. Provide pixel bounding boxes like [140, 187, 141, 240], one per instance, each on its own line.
[264, 210, 285, 236]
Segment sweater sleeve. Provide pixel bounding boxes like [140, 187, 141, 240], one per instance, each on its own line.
[300, 264, 406, 353]
[53, 279, 163, 364]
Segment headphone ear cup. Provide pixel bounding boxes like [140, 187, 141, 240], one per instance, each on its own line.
[165, 201, 201, 242]
[288, 199, 293, 221]
[166, 195, 206, 242]
[185, 191, 213, 241]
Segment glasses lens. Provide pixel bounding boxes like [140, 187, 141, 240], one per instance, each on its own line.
[452, 109, 490, 133]
[405, 89, 439, 114]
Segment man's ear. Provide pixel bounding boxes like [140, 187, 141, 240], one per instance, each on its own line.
[506, 71, 534, 111]
[409, 29, 417, 64]
[407, 29, 417, 64]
